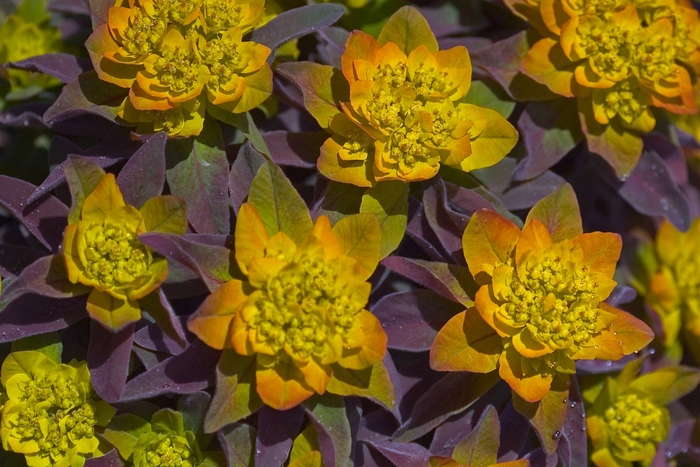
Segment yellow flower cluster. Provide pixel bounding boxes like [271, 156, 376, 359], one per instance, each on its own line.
[86, 0, 272, 137]
[0, 351, 115, 467]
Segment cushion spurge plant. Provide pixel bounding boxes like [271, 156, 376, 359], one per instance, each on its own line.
[430, 184, 653, 403]
[62, 173, 187, 331]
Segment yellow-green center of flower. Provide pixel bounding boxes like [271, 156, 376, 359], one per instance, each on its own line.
[603, 79, 647, 123]
[604, 393, 666, 454]
[202, 0, 244, 32]
[153, 47, 201, 94]
[144, 436, 194, 467]
[375, 61, 408, 89]
[153, 0, 201, 24]
[566, 0, 629, 18]
[200, 36, 242, 89]
[153, 107, 185, 134]
[577, 21, 630, 80]
[411, 63, 452, 98]
[365, 87, 406, 130]
[629, 30, 677, 82]
[388, 120, 432, 172]
[15, 375, 97, 460]
[250, 253, 361, 361]
[500, 245, 602, 350]
[673, 247, 700, 308]
[84, 222, 152, 288]
[122, 9, 167, 57]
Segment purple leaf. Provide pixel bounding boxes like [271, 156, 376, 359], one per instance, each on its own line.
[0, 245, 46, 278]
[356, 444, 395, 467]
[0, 294, 87, 343]
[372, 290, 463, 352]
[304, 394, 351, 467]
[513, 100, 583, 181]
[0, 102, 49, 128]
[9, 53, 92, 84]
[87, 0, 111, 27]
[405, 197, 450, 262]
[420, 1, 487, 37]
[262, 131, 326, 168]
[138, 290, 188, 349]
[357, 410, 400, 444]
[316, 26, 349, 69]
[556, 378, 587, 467]
[0, 176, 68, 252]
[88, 321, 135, 403]
[643, 133, 687, 185]
[607, 286, 637, 307]
[84, 449, 125, 467]
[166, 121, 230, 234]
[0, 255, 88, 305]
[218, 423, 256, 467]
[134, 317, 191, 356]
[380, 256, 475, 306]
[48, 0, 90, 15]
[229, 142, 266, 215]
[665, 418, 695, 458]
[365, 441, 431, 467]
[117, 132, 167, 208]
[618, 149, 691, 231]
[498, 171, 567, 211]
[44, 71, 127, 126]
[255, 406, 305, 467]
[138, 233, 232, 292]
[495, 401, 531, 459]
[395, 372, 501, 442]
[120, 340, 220, 401]
[421, 178, 470, 261]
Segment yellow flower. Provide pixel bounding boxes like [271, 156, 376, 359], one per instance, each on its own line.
[188, 204, 387, 410]
[0, 351, 115, 467]
[431, 209, 653, 402]
[62, 174, 187, 330]
[118, 94, 206, 137]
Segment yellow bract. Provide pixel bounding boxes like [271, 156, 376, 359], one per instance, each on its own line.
[0, 351, 115, 467]
[85, 0, 271, 137]
[188, 204, 387, 410]
[62, 173, 187, 331]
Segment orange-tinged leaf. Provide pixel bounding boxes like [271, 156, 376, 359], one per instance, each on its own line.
[596, 303, 654, 356]
[515, 218, 552, 264]
[458, 105, 519, 172]
[655, 220, 685, 267]
[312, 215, 342, 259]
[520, 38, 577, 98]
[139, 196, 187, 234]
[317, 137, 374, 187]
[525, 183, 582, 242]
[430, 309, 502, 373]
[296, 358, 332, 395]
[82, 173, 125, 224]
[499, 345, 552, 403]
[326, 361, 395, 410]
[128, 257, 168, 300]
[277, 62, 347, 128]
[631, 366, 700, 405]
[341, 30, 382, 83]
[340, 310, 386, 370]
[332, 213, 381, 280]
[256, 355, 316, 410]
[474, 286, 518, 338]
[569, 232, 622, 278]
[512, 328, 552, 358]
[462, 209, 520, 284]
[188, 280, 248, 350]
[452, 405, 499, 467]
[234, 203, 269, 274]
[86, 288, 141, 332]
[62, 225, 81, 284]
[428, 457, 462, 467]
[377, 6, 438, 55]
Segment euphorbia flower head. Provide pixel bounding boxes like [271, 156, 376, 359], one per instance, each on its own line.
[189, 203, 387, 410]
[431, 186, 653, 402]
[62, 173, 187, 331]
[0, 351, 115, 467]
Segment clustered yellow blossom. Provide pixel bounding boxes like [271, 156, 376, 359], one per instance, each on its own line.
[509, 0, 700, 174]
[0, 351, 115, 467]
[85, 0, 272, 137]
[316, 7, 518, 186]
[189, 204, 387, 410]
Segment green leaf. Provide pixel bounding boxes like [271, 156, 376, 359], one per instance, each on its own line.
[276, 62, 347, 129]
[204, 351, 263, 433]
[15, 0, 48, 22]
[103, 413, 151, 460]
[248, 162, 314, 244]
[218, 423, 256, 467]
[64, 156, 105, 224]
[512, 374, 570, 455]
[165, 120, 230, 235]
[332, 213, 381, 279]
[377, 6, 438, 55]
[303, 394, 352, 467]
[207, 107, 270, 156]
[314, 181, 365, 225]
[525, 183, 582, 242]
[326, 362, 395, 410]
[452, 405, 500, 467]
[199, 452, 227, 467]
[251, 4, 345, 63]
[463, 80, 516, 119]
[177, 392, 212, 444]
[151, 409, 185, 435]
[139, 196, 187, 235]
[11, 332, 62, 364]
[360, 181, 408, 259]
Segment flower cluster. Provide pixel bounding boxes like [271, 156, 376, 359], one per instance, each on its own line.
[432, 208, 653, 402]
[189, 203, 387, 409]
[510, 0, 700, 174]
[62, 173, 187, 330]
[85, 0, 272, 137]
[0, 351, 115, 467]
[314, 9, 518, 186]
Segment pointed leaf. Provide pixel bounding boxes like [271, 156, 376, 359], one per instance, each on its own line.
[462, 209, 520, 284]
[139, 290, 187, 349]
[556, 377, 587, 467]
[326, 362, 395, 410]
[88, 321, 134, 403]
[139, 196, 188, 234]
[366, 441, 431, 467]
[204, 351, 263, 433]
[377, 6, 438, 55]
[303, 394, 352, 467]
[248, 162, 314, 244]
[525, 183, 582, 242]
[166, 121, 230, 234]
[229, 142, 267, 214]
[64, 156, 106, 224]
[117, 132, 167, 208]
[452, 405, 500, 467]
[218, 423, 256, 467]
[262, 131, 326, 168]
[213, 110, 270, 156]
[177, 391, 212, 438]
[0, 295, 87, 343]
[103, 414, 151, 460]
[10, 53, 91, 84]
[332, 213, 381, 279]
[360, 182, 409, 259]
[255, 406, 305, 467]
[11, 332, 63, 364]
